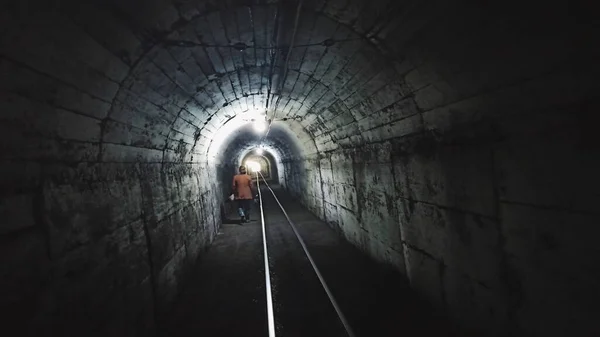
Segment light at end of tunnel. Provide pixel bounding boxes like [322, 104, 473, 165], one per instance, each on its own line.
[253, 120, 267, 133]
[255, 148, 264, 155]
[246, 160, 261, 172]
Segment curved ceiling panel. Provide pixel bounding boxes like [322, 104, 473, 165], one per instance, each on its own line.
[102, 0, 407, 164]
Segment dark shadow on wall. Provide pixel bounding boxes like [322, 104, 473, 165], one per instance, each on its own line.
[283, 115, 600, 337]
[217, 163, 237, 225]
[1, 160, 222, 337]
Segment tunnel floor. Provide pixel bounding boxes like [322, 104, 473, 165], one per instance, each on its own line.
[162, 186, 468, 337]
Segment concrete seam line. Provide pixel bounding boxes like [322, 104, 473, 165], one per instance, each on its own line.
[264, 0, 304, 140]
[259, 173, 356, 337]
[257, 173, 277, 337]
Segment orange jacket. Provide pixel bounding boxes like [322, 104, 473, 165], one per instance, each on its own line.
[233, 174, 253, 199]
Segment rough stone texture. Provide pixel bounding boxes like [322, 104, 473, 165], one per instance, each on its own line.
[0, 1, 221, 333]
[1, 0, 598, 336]
[0, 161, 220, 335]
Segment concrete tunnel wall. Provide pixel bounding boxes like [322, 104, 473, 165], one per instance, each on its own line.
[0, 0, 598, 336]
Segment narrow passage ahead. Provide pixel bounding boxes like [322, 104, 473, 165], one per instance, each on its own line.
[163, 184, 464, 337]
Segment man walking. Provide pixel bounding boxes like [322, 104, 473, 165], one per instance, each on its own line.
[232, 165, 254, 223]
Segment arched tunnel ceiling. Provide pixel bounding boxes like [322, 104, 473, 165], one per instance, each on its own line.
[217, 123, 308, 167]
[2, 0, 587, 165]
[68, 0, 421, 163]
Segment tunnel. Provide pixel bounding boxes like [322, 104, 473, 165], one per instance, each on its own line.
[0, 0, 598, 336]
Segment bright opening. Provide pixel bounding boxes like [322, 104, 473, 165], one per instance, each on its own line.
[253, 120, 266, 133]
[255, 148, 264, 155]
[246, 160, 261, 172]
